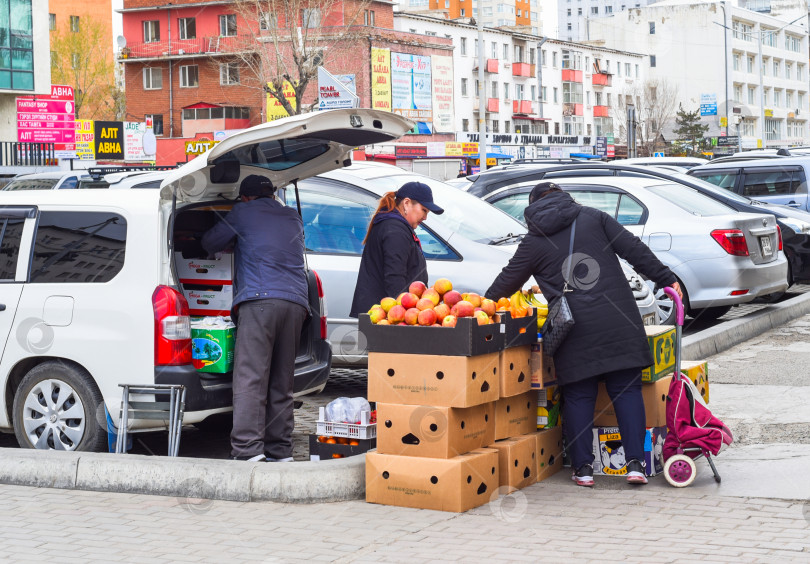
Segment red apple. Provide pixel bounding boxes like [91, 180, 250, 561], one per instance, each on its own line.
[398, 322, 407, 326]
[417, 308, 437, 326]
[380, 297, 397, 313]
[377, 319, 390, 325]
[387, 305, 406, 324]
[442, 315, 457, 327]
[443, 290, 462, 308]
[422, 288, 441, 307]
[400, 292, 419, 310]
[433, 278, 453, 296]
[463, 292, 482, 308]
[474, 310, 490, 326]
[396, 292, 407, 305]
[433, 303, 450, 322]
[369, 306, 387, 324]
[409, 281, 427, 297]
[416, 298, 435, 311]
[481, 298, 497, 317]
[453, 300, 475, 318]
[404, 307, 420, 325]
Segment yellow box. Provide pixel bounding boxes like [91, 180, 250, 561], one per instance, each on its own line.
[641, 325, 675, 382]
[668, 360, 709, 403]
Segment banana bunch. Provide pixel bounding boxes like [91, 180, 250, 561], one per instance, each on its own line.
[499, 288, 549, 331]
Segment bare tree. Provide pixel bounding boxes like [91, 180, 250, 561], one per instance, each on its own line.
[225, 0, 371, 118]
[612, 78, 679, 156]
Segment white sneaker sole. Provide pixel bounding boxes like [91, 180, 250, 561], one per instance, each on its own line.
[626, 471, 648, 484]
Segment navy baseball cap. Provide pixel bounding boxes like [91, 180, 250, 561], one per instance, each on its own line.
[396, 181, 444, 215]
[239, 175, 275, 197]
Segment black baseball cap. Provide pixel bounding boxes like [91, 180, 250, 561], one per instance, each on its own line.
[396, 181, 444, 215]
[239, 175, 275, 197]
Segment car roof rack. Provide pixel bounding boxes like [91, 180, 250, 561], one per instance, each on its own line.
[87, 165, 177, 180]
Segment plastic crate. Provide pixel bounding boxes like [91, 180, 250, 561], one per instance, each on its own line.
[316, 407, 377, 439]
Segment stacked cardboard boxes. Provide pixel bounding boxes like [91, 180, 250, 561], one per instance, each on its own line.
[176, 252, 234, 316]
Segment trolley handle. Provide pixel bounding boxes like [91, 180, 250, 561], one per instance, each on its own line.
[663, 286, 684, 327]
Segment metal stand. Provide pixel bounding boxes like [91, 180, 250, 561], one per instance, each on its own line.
[115, 384, 186, 456]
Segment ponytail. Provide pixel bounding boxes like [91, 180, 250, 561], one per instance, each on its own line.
[363, 191, 402, 244]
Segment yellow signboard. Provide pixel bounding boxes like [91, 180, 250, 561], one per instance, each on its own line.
[720, 117, 727, 127]
[764, 109, 774, 118]
[75, 119, 94, 161]
[445, 142, 463, 157]
[462, 142, 479, 155]
[185, 139, 220, 155]
[371, 47, 392, 112]
[266, 81, 297, 122]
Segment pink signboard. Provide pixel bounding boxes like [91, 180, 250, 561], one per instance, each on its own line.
[16, 85, 76, 155]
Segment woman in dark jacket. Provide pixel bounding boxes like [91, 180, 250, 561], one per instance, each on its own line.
[350, 181, 444, 317]
[485, 182, 682, 487]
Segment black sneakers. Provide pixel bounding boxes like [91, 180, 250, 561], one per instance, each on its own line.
[571, 464, 594, 487]
[626, 459, 648, 484]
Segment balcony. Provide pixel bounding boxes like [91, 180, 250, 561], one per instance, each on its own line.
[487, 59, 499, 73]
[563, 103, 583, 117]
[512, 62, 531, 77]
[592, 72, 612, 87]
[487, 98, 500, 112]
[593, 105, 610, 117]
[513, 100, 533, 114]
[561, 69, 583, 83]
[119, 35, 258, 60]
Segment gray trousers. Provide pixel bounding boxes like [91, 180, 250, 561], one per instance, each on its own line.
[230, 298, 307, 459]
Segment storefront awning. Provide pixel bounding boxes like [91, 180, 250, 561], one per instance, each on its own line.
[466, 152, 513, 160]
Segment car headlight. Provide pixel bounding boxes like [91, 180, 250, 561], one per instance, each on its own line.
[780, 220, 810, 234]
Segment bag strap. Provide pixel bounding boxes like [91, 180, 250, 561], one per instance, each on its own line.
[563, 218, 577, 293]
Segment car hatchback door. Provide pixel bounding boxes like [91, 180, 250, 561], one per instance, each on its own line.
[739, 166, 809, 211]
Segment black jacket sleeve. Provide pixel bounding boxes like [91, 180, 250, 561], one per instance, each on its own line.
[601, 212, 677, 287]
[381, 223, 415, 297]
[485, 237, 537, 300]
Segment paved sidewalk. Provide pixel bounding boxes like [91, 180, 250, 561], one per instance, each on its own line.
[0, 477, 807, 563]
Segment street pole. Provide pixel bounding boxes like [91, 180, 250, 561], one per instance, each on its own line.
[477, 0, 487, 172]
[737, 118, 743, 153]
[758, 25, 765, 148]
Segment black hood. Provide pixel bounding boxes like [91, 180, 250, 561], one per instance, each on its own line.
[524, 190, 582, 236]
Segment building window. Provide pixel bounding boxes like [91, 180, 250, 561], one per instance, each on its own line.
[746, 55, 754, 73]
[578, 7, 582, 15]
[567, 23, 572, 31]
[516, 84, 524, 100]
[591, 6, 598, 14]
[491, 81, 498, 98]
[552, 52, 558, 67]
[586, 90, 590, 105]
[649, 21, 655, 34]
[0, 0, 34, 90]
[617, 63, 621, 77]
[492, 120, 500, 133]
[786, 34, 801, 52]
[733, 53, 740, 71]
[554, 122, 560, 135]
[146, 114, 164, 136]
[773, 60, 780, 77]
[180, 65, 199, 87]
[650, 55, 656, 67]
[748, 86, 755, 104]
[48, 13, 55, 31]
[787, 91, 793, 109]
[461, 77, 468, 96]
[605, 5, 612, 13]
[761, 29, 776, 47]
[563, 82, 583, 103]
[460, 37, 467, 56]
[562, 50, 581, 70]
[514, 45, 523, 62]
[542, 49, 547, 65]
[364, 10, 375, 26]
[553, 87, 558, 103]
[143, 67, 162, 90]
[491, 42, 497, 59]
[799, 93, 805, 108]
[734, 84, 742, 103]
[302, 8, 320, 28]
[530, 47, 536, 65]
[505, 120, 511, 133]
[70, 15, 80, 32]
[635, 64, 639, 78]
[504, 82, 510, 100]
[786, 63, 792, 80]
[71, 53, 80, 69]
[219, 14, 237, 36]
[764, 118, 781, 140]
[220, 62, 240, 85]
[799, 65, 805, 81]
[541, 86, 546, 101]
[178, 17, 196, 40]
[733, 21, 753, 42]
[143, 20, 159, 43]
[462, 119, 469, 132]
[460, 8, 465, 16]
[774, 89, 781, 107]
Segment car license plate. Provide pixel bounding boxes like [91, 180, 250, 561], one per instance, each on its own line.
[760, 235, 773, 256]
[643, 313, 656, 326]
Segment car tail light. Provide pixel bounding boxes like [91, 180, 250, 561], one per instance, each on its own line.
[314, 271, 327, 340]
[730, 289, 750, 296]
[153, 286, 192, 366]
[777, 225, 783, 251]
[711, 229, 749, 256]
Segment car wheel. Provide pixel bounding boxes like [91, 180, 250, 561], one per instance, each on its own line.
[688, 306, 732, 321]
[12, 361, 107, 452]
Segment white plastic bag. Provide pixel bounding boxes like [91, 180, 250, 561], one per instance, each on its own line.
[325, 397, 371, 423]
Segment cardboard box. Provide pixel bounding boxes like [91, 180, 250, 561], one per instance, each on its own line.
[667, 360, 709, 404]
[368, 351, 500, 408]
[365, 449, 499, 512]
[190, 322, 235, 373]
[592, 426, 667, 477]
[308, 435, 376, 461]
[537, 385, 561, 429]
[501, 310, 539, 348]
[594, 376, 671, 428]
[376, 402, 495, 458]
[182, 283, 233, 316]
[175, 252, 232, 283]
[498, 345, 532, 398]
[494, 391, 535, 440]
[641, 325, 676, 382]
[489, 435, 537, 492]
[359, 314, 505, 357]
[530, 342, 556, 389]
[531, 427, 564, 482]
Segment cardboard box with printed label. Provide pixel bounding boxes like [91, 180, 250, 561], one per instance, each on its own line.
[592, 426, 667, 477]
[530, 342, 556, 389]
[531, 426, 564, 482]
[537, 385, 561, 429]
[498, 344, 532, 398]
[593, 376, 671, 428]
[489, 435, 537, 493]
[175, 252, 232, 282]
[494, 390, 535, 440]
[365, 448, 500, 512]
[641, 325, 676, 382]
[368, 351, 500, 408]
[376, 402, 495, 458]
[182, 283, 233, 316]
[667, 360, 709, 403]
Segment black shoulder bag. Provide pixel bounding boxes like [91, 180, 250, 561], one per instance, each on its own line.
[542, 218, 577, 356]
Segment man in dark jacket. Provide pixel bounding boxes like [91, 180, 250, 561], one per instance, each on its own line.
[350, 181, 443, 317]
[486, 182, 682, 486]
[202, 175, 309, 462]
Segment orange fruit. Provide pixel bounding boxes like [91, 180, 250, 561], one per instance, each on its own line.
[325, 437, 337, 444]
[336, 437, 349, 445]
[317, 436, 329, 443]
[349, 440, 359, 446]
[332, 453, 345, 458]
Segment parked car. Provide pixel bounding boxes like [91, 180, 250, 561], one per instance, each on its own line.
[289, 163, 658, 365]
[617, 157, 709, 169]
[79, 167, 175, 190]
[0, 108, 409, 451]
[464, 165, 788, 321]
[2, 171, 92, 191]
[688, 156, 810, 212]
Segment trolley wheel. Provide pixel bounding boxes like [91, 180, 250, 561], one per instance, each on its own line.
[664, 454, 697, 487]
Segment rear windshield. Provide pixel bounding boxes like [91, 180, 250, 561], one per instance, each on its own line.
[646, 183, 736, 216]
[216, 139, 330, 171]
[4, 178, 58, 191]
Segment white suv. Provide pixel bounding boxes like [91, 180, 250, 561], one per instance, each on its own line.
[0, 109, 411, 451]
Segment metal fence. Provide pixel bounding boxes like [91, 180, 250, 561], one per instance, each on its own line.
[0, 142, 56, 166]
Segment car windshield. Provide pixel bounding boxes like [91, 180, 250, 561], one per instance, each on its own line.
[646, 183, 737, 216]
[366, 173, 527, 243]
[3, 178, 59, 191]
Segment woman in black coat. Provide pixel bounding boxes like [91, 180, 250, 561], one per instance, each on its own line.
[485, 182, 682, 487]
[350, 181, 444, 317]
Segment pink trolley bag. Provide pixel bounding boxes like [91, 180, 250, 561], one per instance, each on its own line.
[661, 287, 733, 488]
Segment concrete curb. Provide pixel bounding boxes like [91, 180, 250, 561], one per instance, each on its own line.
[2, 293, 809, 503]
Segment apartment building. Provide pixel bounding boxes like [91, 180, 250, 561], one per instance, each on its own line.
[398, 0, 541, 35]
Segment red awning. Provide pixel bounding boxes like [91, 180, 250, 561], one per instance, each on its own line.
[183, 102, 222, 109]
[369, 154, 397, 161]
[513, 114, 550, 121]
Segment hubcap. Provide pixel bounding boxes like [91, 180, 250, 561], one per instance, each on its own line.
[670, 460, 693, 483]
[654, 286, 675, 324]
[22, 379, 86, 450]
